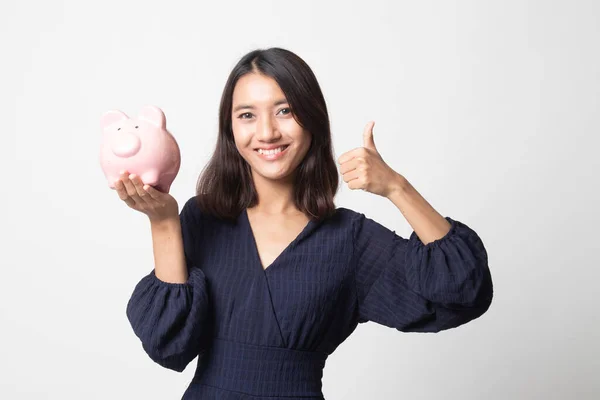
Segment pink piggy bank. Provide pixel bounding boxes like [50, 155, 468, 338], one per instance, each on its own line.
[99, 105, 181, 193]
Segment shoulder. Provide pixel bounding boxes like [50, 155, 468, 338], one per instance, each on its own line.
[334, 207, 397, 242]
[179, 195, 213, 227]
[331, 206, 364, 224]
[180, 194, 233, 229]
[332, 206, 358, 218]
[180, 195, 201, 220]
[318, 206, 364, 234]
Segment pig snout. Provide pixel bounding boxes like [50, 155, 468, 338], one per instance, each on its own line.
[110, 132, 142, 158]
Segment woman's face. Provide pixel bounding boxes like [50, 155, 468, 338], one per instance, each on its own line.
[231, 73, 311, 183]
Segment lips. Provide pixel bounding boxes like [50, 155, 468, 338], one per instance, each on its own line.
[254, 144, 289, 151]
[254, 144, 290, 161]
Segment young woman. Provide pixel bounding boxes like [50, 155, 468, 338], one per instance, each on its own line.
[118, 47, 493, 400]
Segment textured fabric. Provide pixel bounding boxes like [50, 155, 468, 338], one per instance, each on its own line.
[126, 196, 494, 399]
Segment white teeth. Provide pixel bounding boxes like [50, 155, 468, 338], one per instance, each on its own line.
[257, 146, 286, 155]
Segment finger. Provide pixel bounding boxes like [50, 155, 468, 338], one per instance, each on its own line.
[347, 177, 365, 190]
[342, 169, 361, 183]
[339, 158, 360, 175]
[143, 184, 163, 201]
[114, 179, 136, 207]
[114, 178, 128, 200]
[363, 121, 376, 150]
[337, 147, 364, 165]
[121, 172, 142, 203]
[129, 174, 152, 205]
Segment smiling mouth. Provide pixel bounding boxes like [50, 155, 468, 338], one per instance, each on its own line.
[254, 145, 289, 155]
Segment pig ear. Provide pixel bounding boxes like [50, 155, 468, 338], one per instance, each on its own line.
[138, 105, 166, 128]
[101, 110, 129, 129]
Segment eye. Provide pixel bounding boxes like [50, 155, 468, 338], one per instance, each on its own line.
[278, 107, 291, 115]
[238, 112, 253, 119]
[135, 126, 139, 128]
[117, 127, 121, 131]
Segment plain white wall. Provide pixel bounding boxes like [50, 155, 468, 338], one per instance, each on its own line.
[1, 0, 598, 399]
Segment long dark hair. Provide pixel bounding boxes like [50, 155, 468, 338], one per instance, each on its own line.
[195, 47, 339, 222]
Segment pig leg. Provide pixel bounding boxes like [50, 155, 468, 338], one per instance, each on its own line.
[107, 173, 121, 189]
[140, 169, 160, 188]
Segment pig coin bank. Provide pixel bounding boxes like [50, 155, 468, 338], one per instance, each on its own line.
[99, 105, 181, 193]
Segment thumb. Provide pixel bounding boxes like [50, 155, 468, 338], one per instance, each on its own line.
[363, 121, 376, 151]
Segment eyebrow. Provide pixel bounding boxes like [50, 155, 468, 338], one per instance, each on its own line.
[233, 99, 289, 113]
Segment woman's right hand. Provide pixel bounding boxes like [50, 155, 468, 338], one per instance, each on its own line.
[114, 170, 179, 223]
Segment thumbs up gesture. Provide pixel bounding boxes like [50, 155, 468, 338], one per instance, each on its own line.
[337, 121, 405, 198]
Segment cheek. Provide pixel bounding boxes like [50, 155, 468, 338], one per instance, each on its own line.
[281, 120, 308, 141]
[298, 130, 312, 152]
[232, 123, 252, 148]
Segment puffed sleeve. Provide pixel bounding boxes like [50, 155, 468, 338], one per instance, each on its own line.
[126, 196, 210, 371]
[352, 212, 493, 332]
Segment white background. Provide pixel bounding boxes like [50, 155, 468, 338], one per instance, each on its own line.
[1, 0, 598, 399]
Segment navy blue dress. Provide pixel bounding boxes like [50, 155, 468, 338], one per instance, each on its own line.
[126, 196, 493, 399]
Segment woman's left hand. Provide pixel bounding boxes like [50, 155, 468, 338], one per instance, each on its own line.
[337, 121, 406, 198]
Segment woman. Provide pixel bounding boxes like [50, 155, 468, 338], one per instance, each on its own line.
[118, 47, 493, 400]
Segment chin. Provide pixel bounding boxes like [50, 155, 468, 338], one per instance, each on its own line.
[252, 166, 295, 181]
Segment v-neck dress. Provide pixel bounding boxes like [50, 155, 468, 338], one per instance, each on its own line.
[126, 196, 494, 399]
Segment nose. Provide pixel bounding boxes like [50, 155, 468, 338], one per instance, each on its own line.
[110, 132, 141, 158]
[256, 115, 281, 142]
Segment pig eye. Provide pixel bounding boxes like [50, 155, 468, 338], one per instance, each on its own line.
[135, 126, 139, 128]
[117, 128, 121, 131]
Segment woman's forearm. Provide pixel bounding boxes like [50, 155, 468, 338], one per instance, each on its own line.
[386, 175, 452, 245]
[149, 217, 189, 283]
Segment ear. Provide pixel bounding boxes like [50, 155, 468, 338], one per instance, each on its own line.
[138, 105, 166, 128]
[100, 110, 128, 129]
